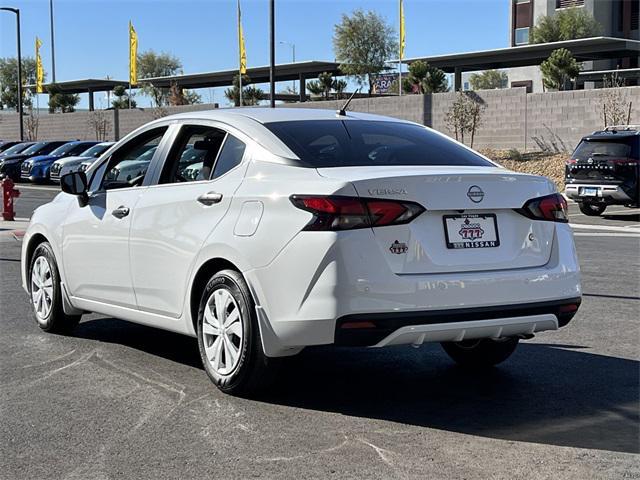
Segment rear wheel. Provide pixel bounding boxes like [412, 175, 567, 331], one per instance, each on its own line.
[29, 242, 81, 333]
[196, 269, 279, 396]
[579, 202, 606, 216]
[441, 337, 519, 368]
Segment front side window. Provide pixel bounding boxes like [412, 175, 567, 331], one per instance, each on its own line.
[100, 127, 168, 190]
[265, 120, 492, 168]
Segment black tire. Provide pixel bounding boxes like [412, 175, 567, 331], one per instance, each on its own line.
[579, 202, 606, 216]
[29, 242, 81, 333]
[196, 269, 279, 396]
[441, 337, 519, 368]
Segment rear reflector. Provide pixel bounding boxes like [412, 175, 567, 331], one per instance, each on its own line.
[558, 303, 579, 313]
[517, 193, 568, 223]
[340, 321, 377, 329]
[290, 195, 425, 231]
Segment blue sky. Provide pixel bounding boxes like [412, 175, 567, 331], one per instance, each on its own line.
[1, 0, 509, 108]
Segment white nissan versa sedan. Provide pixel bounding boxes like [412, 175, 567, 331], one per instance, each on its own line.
[21, 108, 581, 395]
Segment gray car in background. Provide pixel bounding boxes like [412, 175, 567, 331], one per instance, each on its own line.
[50, 142, 115, 183]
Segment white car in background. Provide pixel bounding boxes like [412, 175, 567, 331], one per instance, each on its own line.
[21, 108, 581, 395]
[50, 142, 115, 183]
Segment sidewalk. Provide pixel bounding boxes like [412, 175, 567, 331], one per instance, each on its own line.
[0, 217, 29, 242]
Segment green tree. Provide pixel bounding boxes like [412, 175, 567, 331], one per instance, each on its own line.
[111, 85, 136, 109]
[224, 74, 264, 106]
[468, 70, 508, 90]
[47, 83, 80, 113]
[137, 50, 183, 106]
[333, 78, 348, 99]
[540, 48, 581, 91]
[0, 57, 39, 111]
[333, 9, 397, 95]
[530, 7, 601, 43]
[168, 82, 201, 106]
[307, 72, 335, 100]
[392, 61, 448, 94]
[307, 72, 349, 100]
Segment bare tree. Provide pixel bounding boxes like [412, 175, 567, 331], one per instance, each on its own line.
[88, 110, 111, 141]
[24, 107, 39, 141]
[602, 73, 630, 127]
[445, 92, 486, 148]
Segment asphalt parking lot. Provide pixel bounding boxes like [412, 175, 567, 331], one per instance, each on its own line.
[1, 185, 638, 479]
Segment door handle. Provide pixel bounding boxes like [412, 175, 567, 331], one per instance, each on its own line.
[112, 206, 130, 219]
[197, 192, 223, 206]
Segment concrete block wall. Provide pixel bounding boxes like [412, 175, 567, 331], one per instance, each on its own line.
[281, 95, 426, 125]
[1, 87, 638, 152]
[525, 88, 640, 152]
[429, 88, 527, 150]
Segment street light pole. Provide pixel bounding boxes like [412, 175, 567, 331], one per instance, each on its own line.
[269, 0, 275, 108]
[1, 6, 24, 141]
[279, 41, 296, 93]
[49, 0, 56, 83]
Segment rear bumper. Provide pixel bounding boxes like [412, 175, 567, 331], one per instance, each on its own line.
[335, 297, 580, 346]
[565, 183, 637, 204]
[246, 223, 581, 352]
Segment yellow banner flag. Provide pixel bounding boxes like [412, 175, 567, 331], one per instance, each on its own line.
[399, 0, 405, 60]
[238, 0, 247, 74]
[35, 37, 44, 94]
[129, 21, 138, 86]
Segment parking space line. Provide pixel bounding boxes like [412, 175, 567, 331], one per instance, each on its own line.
[574, 232, 640, 237]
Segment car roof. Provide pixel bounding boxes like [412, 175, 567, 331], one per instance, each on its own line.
[585, 129, 639, 140]
[164, 107, 414, 125]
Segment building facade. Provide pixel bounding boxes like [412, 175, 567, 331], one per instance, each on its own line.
[502, 0, 639, 92]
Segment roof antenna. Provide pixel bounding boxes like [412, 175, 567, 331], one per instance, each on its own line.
[337, 88, 360, 116]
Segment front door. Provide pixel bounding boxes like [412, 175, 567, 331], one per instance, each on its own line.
[62, 126, 170, 308]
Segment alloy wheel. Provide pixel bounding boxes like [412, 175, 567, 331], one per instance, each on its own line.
[202, 288, 244, 376]
[31, 256, 53, 321]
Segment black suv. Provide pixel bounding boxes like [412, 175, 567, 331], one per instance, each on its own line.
[565, 126, 639, 216]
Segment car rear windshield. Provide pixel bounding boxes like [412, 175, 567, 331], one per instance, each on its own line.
[264, 120, 493, 168]
[573, 139, 635, 161]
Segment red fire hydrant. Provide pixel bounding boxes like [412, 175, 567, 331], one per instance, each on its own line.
[2, 176, 20, 221]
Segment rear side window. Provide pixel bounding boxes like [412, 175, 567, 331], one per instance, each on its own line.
[573, 139, 635, 161]
[264, 120, 492, 168]
[212, 135, 246, 179]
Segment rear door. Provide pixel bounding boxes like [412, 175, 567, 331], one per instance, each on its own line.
[62, 126, 169, 308]
[129, 121, 250, 318]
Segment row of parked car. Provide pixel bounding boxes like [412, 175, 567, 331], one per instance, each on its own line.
[0, 140, 114, 184]
[0, 139, 210, 185]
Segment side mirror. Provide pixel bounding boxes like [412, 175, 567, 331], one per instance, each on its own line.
[60, 171, 89, 206]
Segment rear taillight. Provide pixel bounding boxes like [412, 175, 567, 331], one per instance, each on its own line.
[290, 195, 425, 231]
[517, 193, 568, 223]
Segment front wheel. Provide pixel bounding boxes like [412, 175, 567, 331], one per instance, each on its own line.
[196, 269, 279, 396]
[579, 202, 606, 216]
[441, 337, 519, 368]
[29, 242, 81, 333]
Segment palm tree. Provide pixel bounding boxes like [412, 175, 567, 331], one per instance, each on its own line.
[225, 74, 265, 106]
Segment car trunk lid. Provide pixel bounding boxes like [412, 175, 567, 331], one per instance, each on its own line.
[318, 166, 557, 274]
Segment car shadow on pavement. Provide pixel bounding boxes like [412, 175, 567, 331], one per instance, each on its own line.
[266, 344, 640, 455]
[73, 318, 638, 455]
[602, 212, 639, 222]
